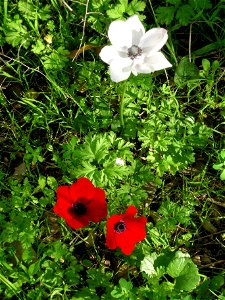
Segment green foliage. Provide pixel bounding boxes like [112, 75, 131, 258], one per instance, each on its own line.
[4, 16, 30, 47]
[138, 85, 212, 176]
[155, 0, 213, 26]
[111, 278, 135, 299]
[54, 131, 135, 186]
[156, 199, 194, 231]
[1, 0, 225, 299]
[174, 57, 199, 86]
[213, 150, 225, 180]
[141, 249, 200, 297]
[107, 0, 146, 20]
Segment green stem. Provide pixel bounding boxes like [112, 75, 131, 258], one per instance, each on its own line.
[4, 0, 8, 23]
[120, 82, 127, 127]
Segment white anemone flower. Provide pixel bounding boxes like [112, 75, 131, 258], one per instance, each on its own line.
[99, 15, 172, 82]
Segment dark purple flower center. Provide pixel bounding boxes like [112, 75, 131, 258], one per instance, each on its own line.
[73, 198, 87, 215]
[128, 45, 142, 59]
[114, 221, 126, 233]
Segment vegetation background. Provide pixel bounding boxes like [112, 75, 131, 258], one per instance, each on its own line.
[0, 0, 225, 299]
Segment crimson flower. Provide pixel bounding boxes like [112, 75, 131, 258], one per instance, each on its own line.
[53, 177, 107, 230]
[106, 205, 147, 255]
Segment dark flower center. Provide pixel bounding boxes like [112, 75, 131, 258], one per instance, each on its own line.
[128, 45, 142, 59]
[73, 199, 87, 216]
[114, 221, 126, 233]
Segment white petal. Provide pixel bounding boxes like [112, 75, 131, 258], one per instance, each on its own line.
[108, 20, 132, 50]
[109, 58, 132, 82]
[139, 28, 168, 55]
[126, 15, 145, 45]
[133, 61, 154, 74]
[99, 46, 120, 64]
[144, 52, 172, 72]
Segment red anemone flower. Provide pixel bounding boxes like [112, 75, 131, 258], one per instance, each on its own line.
[106, 205, 147, 255]
[53, 177, 107, 230]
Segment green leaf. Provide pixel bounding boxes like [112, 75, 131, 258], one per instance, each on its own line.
[140, 254, 157, 277]
[220, 169, 225, 180]
[192, 40, 224, 56]
[188, 0, 212, 10]
[18, 0, 51, 20]
[202, 58, 211, 72]
[220, 150, 225, 159]
[213, 163, 223, 170]
[127, 0, 146, 15]
[42, 47, 69, 70]
[210, 275, 225, 291]
[156, 6, 177, 25]
[4, 18, 30, 47]
[174, 57, 199, 85]
[176, 4, 194, 25]
[107, 0, 127, 19]
[28, 261, 41, 276]
[119, 278, 133, 292]
[47, 176, 58, 190]
[167, 251, 200, 291]
[38, 176, 46, 190]
[32, 39, 45, 54]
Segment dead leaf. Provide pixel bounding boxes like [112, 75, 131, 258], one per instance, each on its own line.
[12, 162, 26, 180]
[67, 44, 103, 59]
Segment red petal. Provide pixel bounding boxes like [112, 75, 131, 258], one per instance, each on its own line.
[105, 206, 147, 255]
[53, 186, 72, 219]
[70, 177, 95, 202]
[125, 205, 137, 216]
[114, 217, 147, 255]
[106, 214, 123, 250]
[86, 188, 107, 222]
[125, 217, 147, 243]
[115, 232, 136, 255]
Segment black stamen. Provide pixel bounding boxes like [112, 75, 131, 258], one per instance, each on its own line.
[73, 201, 87, 216]
[114, 221, 126, 233]
[128, 45, 142, 60]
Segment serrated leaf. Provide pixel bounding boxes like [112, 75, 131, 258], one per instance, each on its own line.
[32, 39, 45, 54]
[42, 47, 69, 70]
[5, 18, 29, 47]
[188, 0, 212, 10]
[176, 4, 194, 25]
[156, 6, 176, 25]
[107, 0, 127, 19]
[18, 0, 51, 20]
[127, 0, 146, 15]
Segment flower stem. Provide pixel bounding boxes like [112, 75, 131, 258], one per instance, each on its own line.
[120, 82, 127, 127]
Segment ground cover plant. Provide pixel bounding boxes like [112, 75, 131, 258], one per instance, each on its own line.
[0, 0, 225, 299]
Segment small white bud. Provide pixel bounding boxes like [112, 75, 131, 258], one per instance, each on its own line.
[115, 158, 125, 166]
